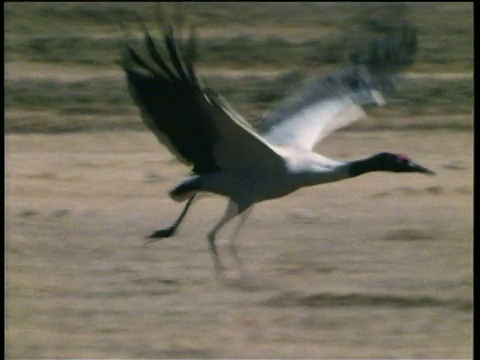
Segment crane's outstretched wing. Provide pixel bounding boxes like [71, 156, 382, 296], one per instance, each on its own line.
[119, 24, 284, 174]
[257, 27, 417, 151]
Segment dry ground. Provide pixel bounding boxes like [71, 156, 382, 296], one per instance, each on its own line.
[5, 129, 472, 358]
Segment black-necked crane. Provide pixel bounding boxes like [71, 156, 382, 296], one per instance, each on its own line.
[119, 23, 435, 276]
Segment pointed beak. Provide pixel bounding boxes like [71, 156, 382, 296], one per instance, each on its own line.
[408, 162, 436, 176]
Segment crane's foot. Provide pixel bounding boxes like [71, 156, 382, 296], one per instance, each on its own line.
[145, 226, 176, 242]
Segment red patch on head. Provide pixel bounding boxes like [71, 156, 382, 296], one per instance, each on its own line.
[398, 153, 410, 161]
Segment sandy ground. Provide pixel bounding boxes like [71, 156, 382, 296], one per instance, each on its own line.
[5, 129, 472, 358]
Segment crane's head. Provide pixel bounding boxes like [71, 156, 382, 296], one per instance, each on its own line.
[372, 152, 436, 175]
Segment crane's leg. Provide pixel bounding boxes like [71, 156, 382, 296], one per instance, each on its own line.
[146, 193, 197, 241]
[228, 205, 254, 274]
[207, 200, 241, 276]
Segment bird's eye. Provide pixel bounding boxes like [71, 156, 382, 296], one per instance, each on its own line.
[398, 156, 410, 165]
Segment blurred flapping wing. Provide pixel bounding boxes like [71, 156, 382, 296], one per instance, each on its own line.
[257, 27, 417, 151]
[350, 26, 417, 93]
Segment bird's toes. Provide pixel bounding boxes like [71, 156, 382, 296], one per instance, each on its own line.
[145, 227, 175, 241]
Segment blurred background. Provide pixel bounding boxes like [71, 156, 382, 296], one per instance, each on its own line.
[5, 2, 473, 359]
[5, 2, 473, 132]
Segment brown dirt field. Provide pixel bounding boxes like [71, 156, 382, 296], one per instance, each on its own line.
[5, 129, 472, 358]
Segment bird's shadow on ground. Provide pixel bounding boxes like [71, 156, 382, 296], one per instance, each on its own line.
[219, 272, 279, 292]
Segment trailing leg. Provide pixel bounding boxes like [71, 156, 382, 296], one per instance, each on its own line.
[207, 200, 240, 276]
[228, 205, 254, 273]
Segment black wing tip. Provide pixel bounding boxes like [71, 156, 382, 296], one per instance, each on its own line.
[118, 10, 219, 174]
[349, 25, 418, 73]
[119, 13, 199, 84]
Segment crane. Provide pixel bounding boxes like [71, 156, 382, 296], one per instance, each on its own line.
[119, 23, 435, 276]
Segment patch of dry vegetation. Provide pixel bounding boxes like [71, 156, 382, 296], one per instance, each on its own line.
[5, 130, 473, 358]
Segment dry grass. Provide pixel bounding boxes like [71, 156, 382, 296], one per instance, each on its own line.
[5, 130, 472, 358]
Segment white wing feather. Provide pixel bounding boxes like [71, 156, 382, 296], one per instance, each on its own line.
[260, 98, 368, 150]
[257, 67, 385, 151]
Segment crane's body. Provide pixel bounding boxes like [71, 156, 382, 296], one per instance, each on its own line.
[119, 21, 434, 277]
[171, 149, 349, 208]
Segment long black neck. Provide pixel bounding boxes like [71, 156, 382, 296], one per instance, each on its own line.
[348, 155, 384, 177]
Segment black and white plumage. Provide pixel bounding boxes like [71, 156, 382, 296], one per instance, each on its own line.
[119, 23, 434, 276]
